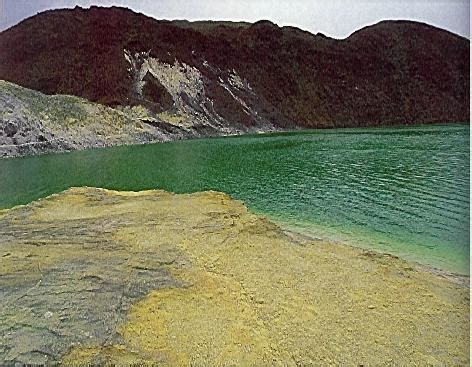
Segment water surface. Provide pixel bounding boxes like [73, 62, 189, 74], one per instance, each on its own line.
[0, 124, 469, 274]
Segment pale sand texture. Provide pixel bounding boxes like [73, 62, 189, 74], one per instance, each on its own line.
[0, 187, 469, 365]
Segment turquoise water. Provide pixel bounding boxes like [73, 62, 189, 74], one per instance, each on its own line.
[0, 124, 469, 274]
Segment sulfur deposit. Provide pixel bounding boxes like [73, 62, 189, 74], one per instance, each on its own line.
[0, 188, 469, 365]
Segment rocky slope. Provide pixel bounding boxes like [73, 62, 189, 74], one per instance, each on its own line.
[0, 80, 272, 158]
[0, 6, 469, 134]
[0, 187, 469, 365]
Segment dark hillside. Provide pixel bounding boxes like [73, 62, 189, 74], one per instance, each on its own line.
[0, 6, 469, 127]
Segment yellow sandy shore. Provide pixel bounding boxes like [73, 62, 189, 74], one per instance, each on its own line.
[0, 187, 469, 365]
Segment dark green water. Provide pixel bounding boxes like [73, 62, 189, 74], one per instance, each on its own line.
[0, 124, 469, 274]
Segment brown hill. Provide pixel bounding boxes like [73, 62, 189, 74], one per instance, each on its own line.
[0, 6, 469, 128]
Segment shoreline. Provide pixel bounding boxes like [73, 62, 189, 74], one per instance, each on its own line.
[1, 187, 469, 364]
[1, 185, 469, 285]
[281, 226, 470, 288]
[2, 121, 468, 161]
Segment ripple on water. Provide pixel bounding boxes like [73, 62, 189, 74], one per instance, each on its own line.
[0, 124, 469, 274]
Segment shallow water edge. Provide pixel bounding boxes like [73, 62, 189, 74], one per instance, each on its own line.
[0, 124, 469, 275]
[0, 187, 469, 364]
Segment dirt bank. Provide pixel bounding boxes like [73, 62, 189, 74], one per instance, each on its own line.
[0, 188, 468, 365]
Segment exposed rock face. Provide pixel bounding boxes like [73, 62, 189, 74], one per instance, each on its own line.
[0, 80, 268, 158]
[0, 187, 469, 365]
[0, 82, 72, 157]
[0, 80, 136, 157]
[0, 6, 469, 130]
[124, 49, 275, 132]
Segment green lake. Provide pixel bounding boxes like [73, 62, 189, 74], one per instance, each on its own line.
[0, 124, 469, 274]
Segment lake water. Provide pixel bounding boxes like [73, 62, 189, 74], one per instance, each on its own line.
[0, 124, 469, 274]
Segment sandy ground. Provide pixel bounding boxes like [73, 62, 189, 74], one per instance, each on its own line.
[0, 187, 469, 365]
